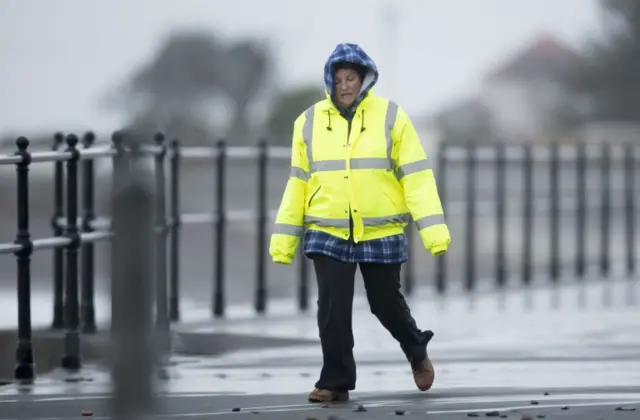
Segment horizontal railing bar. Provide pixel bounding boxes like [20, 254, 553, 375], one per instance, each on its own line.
[2, 195, 629, 253]
[138, 144, 162, 156]
[56, 217, 111, 229]
[267, 147, 291, 160]
[173, 144, 640, 163]
[80, 231, 114, 243]
[92, 217, 111, 229]
[4, 144, 639, 167]
[32, 237, 72, 251]
[178, 146, 292, 161]
[179, 209, 279, 225]
[227, 147, 258, 159]
[0, 242, 22, 254]
[53, 193, 633, 232]
[79, 147, 116, 160]
[179, 147, 218, 159]
[30, 151, 71, 163]
[55, 216, 111, 229]
[0, 154, 23, 165]
[442, 144, 639, 162]
[181, 212, 215, 225]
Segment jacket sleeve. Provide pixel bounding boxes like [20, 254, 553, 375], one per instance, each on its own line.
[390, 104, 451, 256]
[269, 113, 310, 264]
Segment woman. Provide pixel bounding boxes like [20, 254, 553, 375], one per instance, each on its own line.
[270, 42, 451, 403]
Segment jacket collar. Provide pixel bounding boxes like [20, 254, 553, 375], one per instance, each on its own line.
[318, 89, 375, 113]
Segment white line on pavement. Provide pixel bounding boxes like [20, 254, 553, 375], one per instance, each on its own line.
[0, 392, 242, 404]
[425, 399, 640, 415]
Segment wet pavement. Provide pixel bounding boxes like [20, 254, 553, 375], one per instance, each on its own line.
[0, 387, 638, 419]
[0, 277, 638, 418]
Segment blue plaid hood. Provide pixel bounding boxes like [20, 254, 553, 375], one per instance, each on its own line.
[323, 43, 379, 109]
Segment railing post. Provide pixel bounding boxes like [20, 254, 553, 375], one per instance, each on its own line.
[51, 132, 65, 330]
[624, 143, 636, 277]
[549, 142, 560, 283]
[435, 142, 447, 295]
[62, 134, 82, 371]
[298, 247, 309, 312]
[522, 143, 533, 287]
[168, 139, 181, 322]
[14, 137, 35, 382]
[213, 139, 226, 318]
[153, 133, 170, 358]
[600, 143, 611, 277]
[111, 131, 128, 204]
[464, 142, 476, 293]
[575, 142, 587, 278]
[495, 142, 507, 289]
[255, 139, 268, 314]
[80, 131, 97, 334]
[110, 139, 156, 419]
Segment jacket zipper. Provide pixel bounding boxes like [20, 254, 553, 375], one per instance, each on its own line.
[346, 118, 353, 240]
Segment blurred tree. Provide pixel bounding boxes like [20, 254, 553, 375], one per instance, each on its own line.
[219, 39, 271, 143]
[567, 0, 640, 122]
[265, 85, 324, 145]
[104, 30, 271, 145]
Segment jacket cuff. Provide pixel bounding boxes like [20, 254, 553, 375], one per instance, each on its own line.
[429, 244, 448, 256]
[272, 253, 294, 265]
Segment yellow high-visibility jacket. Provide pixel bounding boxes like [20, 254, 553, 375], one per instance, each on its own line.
[269, 91, 451, 264]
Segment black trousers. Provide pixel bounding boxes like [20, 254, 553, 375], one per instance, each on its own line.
[310, 254, 433, 391]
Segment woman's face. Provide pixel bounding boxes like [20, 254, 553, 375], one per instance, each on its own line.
[334, 68, 363, 108]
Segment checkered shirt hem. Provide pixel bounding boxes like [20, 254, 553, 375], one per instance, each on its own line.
[302, 229, 408, 264]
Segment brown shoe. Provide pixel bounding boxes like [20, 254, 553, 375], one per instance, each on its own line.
[308, 388, 349, 403]
[412, 355, 435, 391]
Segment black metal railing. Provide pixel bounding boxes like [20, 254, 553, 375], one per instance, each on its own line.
[0, 133, 638, 382]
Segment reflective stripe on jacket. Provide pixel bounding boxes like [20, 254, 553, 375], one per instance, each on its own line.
[269, 91, 451, 264]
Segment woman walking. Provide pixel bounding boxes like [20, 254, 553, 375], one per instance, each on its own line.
[270, 42, 451, 403]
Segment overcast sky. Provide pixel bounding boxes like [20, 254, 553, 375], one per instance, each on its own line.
[0, 0, 603, 136]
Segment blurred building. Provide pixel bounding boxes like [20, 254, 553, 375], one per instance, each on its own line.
[433, 35, 587, 144]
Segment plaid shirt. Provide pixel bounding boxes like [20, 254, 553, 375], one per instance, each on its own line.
[303, 229, 408, 264]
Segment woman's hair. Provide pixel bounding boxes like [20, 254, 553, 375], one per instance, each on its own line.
[332, 61, 367, 81]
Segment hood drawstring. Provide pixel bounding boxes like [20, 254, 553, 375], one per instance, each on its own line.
[360, 110, 366, 132]
[326, 110, 332, 131]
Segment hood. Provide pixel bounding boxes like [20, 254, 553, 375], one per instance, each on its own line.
[323, 42, 379, 110]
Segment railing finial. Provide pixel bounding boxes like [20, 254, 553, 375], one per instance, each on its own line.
[65, 133, 79, 148]
[16, 136, 29, 151]
[82, 131, 95, 148]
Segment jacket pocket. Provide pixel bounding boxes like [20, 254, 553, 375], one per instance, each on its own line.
[307, 185, 321, 209]
[382, 187, 399, 208]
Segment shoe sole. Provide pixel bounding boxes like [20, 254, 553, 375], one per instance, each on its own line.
[308, 394, 349, 403]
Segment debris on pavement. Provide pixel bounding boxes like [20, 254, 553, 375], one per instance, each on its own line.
[615, 406, 637, 411]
